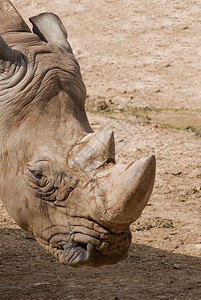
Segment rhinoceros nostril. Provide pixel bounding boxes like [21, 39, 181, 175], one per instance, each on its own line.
[61, 240, 88, 252]
[61, 240, 89, 266]
[76, 242, 88, 250]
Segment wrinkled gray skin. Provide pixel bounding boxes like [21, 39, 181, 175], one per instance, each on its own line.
[0, 0, 156, 268]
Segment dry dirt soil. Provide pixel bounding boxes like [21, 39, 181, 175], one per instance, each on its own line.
[0, 0, 201, 299]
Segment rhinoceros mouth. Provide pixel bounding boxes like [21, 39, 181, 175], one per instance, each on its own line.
[55, 230, 132, 268]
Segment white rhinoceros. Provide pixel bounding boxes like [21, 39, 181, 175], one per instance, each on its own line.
[0, 0, 156, 267]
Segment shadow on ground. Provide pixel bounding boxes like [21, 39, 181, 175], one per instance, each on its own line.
[0, 228, 200, 300]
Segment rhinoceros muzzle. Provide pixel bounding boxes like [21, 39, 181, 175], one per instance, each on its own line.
[48, 227, 132, 268]
[60, 234, 130, 268]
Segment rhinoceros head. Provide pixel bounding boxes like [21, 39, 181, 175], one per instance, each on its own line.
[0, 0, 156, 267]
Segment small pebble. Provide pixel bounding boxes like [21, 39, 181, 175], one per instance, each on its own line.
[173, 263, 180, 269]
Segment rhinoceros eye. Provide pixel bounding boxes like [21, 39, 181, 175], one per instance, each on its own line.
[27, 162, 49, 185]
[25, 162, 78, 202]
[25, 162, 57, 200]
[30, 170, 43, 180]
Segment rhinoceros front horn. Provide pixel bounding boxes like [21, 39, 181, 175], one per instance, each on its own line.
[95, 155, 156, 232]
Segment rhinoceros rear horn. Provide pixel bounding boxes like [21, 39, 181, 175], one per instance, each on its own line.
[0, 0, 30, 35]
[29, 13, 72, 52]
[69, 130, 115, 171]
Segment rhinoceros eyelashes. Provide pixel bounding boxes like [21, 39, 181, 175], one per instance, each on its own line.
[25, 162, 78, 202]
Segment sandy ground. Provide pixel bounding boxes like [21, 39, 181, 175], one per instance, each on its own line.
[0, 0, 201, 299]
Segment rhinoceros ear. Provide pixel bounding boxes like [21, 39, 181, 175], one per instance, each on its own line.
[0, 35, 23, 72]
[0, 0, 30, 35]
[0, 35, 13, 62]
[29, 13, 72, 52]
